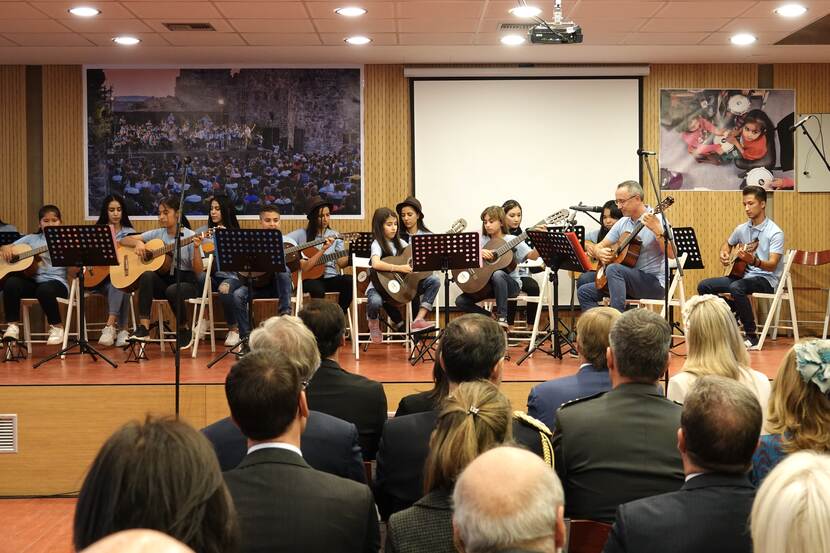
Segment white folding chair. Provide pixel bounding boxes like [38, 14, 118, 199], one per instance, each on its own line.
[350, 255, 410, 359]
[189, 254, 218, 357]
[753, 249, 799, 350]
[626, 253, 689, 334]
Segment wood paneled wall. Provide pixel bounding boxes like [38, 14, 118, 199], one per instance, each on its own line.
[0, 65, 27, 232]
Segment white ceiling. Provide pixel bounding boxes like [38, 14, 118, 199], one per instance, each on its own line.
[1, 0, 829, 64]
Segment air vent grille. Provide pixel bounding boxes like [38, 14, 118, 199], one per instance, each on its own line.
[498, 23, 536, 31]
[0, 415, 17, 453]
[163, 22, 216, 32]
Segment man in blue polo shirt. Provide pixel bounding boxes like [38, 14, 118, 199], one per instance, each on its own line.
[697, 185, 784, 348]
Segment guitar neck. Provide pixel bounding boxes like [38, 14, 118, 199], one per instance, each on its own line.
[496, 218, 545, 256]
[151, 233, 199, 259]
[314, 249, 347, 267]
[287, 236, 327, 255]
[14, 244, 49, 261]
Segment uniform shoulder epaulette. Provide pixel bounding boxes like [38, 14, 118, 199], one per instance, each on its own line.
[558, 390, 607, 410]
[513, 411, 554, 468]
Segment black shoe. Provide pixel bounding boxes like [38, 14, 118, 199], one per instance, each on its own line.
[177, 328, 193, 350]
[744, 334, 759, 349]
[129, 325, 150, 342]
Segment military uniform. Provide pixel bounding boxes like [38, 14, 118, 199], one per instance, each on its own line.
[552, 382, 684, 523]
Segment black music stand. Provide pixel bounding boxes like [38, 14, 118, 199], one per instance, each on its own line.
[0, 232, 21, 247]
[33, 225, 119, 368]
[1, 233, 25, 361]
[664, 226, 703, 354]
[518, 230, 592, 363]
[349, 232, 374, 259]
[207, 229, 285, 367]
[409, 232, 480, 364]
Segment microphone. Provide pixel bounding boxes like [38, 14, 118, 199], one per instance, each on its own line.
[637, 149, 656, 156]
[789, 115, 811, 132]
[569, 204, 604, 213]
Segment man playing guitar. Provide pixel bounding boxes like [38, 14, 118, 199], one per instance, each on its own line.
[577, 180, 674, 312]
[697, 185, 784, 348]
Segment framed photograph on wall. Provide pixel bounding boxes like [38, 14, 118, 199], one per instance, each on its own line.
[659, 89, 795, 191]
[84, 67, 363, 219]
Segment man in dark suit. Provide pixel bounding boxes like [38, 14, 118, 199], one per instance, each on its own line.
[527, 307, 620, 428]
[603, 375, 762, 553]
[202, 412, 365, 482]
[374, 314, 554, 520]
[223, 349, 380, 553]
[553, 308, 685, 523]
[299, 299, 388, 460]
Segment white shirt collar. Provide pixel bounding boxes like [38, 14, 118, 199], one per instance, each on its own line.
[685, 472, 704, 482]
[247, 441, 303, 458]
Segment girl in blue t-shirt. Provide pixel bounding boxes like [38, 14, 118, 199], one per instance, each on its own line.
[92, 194, 137, 348]
[1, 205, 69, 345]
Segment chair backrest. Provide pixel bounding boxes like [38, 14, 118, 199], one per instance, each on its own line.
[199, 254, 215, 301]
[792, 249, 830, 267]
[565, 519, 612, 553]
[774, 249, 797, 294]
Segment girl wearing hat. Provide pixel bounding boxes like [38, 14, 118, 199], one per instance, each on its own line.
[286, 197, 352, 313]
[396, 196, 431, 243]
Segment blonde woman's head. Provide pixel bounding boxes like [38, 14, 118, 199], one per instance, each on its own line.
[682, 294, 749, 379]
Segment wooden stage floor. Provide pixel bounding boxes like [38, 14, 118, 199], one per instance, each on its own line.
[0, 336, 793, 386]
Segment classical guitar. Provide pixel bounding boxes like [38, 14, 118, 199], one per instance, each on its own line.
[110, 228, 214, 292]
[291, 247, 349, 288]
[83, 265, 111, 289]
[453, 210, 570, 302]
[371, 218, 467, 305]
[0, 244, 48, 282]
[723, 239, 759, 278]
[594, 196, 675, 290]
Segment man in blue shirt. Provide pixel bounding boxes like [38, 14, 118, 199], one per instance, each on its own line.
[697, 185, 784, 348]
[577, 180, 674, 312]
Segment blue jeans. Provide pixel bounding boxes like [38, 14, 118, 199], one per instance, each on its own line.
[367, 275, 440, 321]
[697, 276, 773, 335]
[92, 280, 131, 327]
[577, 264, 664, 312]
[456, 270, 520, 319]
[234, 272, 293, 338]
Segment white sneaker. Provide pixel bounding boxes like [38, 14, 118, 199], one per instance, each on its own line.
[224, 330, 240, 347]
[47, 325, 64, 345]
[198, 321, 208, 340]
[98, 325, 117, 347]
[3, 323, 20, 341]
[115, 330, 130, 348]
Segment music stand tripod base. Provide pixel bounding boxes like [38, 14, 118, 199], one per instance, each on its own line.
[2, 338, 27, 362]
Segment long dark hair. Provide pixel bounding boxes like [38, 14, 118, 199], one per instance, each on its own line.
[597, 200, 623, 242]
[426, 342, 449, 408]
[502, 199, 523, 236]
[397, 202, 430, 241]
[73, 416, 239, 553]
[35, 204, 61, 234]
[371, 207, 406, 258]
[208, 195, 240, 229]
[305, 205, 330, 239]
[158, 196, 191, 230]
[95, 194, 134, 229]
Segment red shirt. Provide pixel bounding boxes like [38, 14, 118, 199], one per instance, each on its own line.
[741, 134, 767, 160]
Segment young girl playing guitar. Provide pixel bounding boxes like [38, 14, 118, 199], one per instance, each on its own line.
[576, 200, 623, 289]
[396, 196, 431, 243]
[502, 199, 541, 326]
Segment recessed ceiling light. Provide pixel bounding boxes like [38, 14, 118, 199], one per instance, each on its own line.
[509, 5, 542, 18]
[730, 33, 757, 46]
[501, 34, 526, 46]
[344, 35, 372, 45]
[112, 36, 141, 46]
[774, 4, 807, 17]
[68, 6, 100, 17]
[335, 6, 367, 17]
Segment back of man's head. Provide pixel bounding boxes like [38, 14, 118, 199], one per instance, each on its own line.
[225, 350, 302, 441]
[441, 314, 506, 384]
[249, 315, 320, 380]
[681, 375, 762, 473]
[453, 446, 564, 553]
[608, 309, 671, 383]
[298, 299, 345, 359]
[576, 307, 621, 369]
[80, 530, 195, 553]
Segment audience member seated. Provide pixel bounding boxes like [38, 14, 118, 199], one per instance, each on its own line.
[387, 381, 512, 553]
[73, 416, 239, 553]
[553, 308, 684, 522]
[668, 295, 771, 425]
[299, 299, 388, 460]
[201, 315, 365, 482]
[527, 307, 620, 428]
[751, 451, 830, 553]
[453, 446, 566, 553]
[751, 339, 830, 485]
[223, 350, 380, 553]
[394, 354, 448, 417]
[374, 314, 554, 520]
[603, 375, 762, 553]
[80, 530, 195, 553]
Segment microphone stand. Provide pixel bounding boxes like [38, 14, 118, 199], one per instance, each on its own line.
[173, 156, 191, 418]
[796, 117, 830, 174]
[639, 150, 682, 389]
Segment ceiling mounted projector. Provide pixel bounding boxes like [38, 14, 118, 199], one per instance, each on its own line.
[525, 0, 583, 44]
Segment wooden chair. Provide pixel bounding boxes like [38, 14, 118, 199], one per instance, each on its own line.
[565, 519, 612, 553]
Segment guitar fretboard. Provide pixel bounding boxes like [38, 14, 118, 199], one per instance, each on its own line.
[12, 245, 48, 262]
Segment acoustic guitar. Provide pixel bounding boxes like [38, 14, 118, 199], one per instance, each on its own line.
[453, 210, 570, 302]
[723, 239, 759, 278]
[0, 244, 48, 283]
[110, 228, 214, 292]
[371, 218, 467, 305]
[594, 196, 675, 290]
[291, 248, 349, 288]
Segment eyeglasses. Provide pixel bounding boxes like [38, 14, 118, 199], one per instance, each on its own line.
[615, 195, 637, 206]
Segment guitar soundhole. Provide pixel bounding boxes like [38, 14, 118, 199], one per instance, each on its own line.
[457, 271, 470, 284]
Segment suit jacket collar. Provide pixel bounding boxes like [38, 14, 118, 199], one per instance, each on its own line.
[609, 381, 664, 397]
[681, 471, 754, 491]
[578, 363, 606, 374]
[236, 445, 311, 471]
[413, 489, 452, 511]
[317, 357, 346, 375]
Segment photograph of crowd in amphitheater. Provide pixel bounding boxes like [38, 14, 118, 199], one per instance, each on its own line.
[85, 67, 363, 218]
